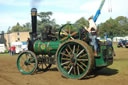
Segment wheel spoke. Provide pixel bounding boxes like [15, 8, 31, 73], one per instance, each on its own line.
[76, 49, 85, 58]
[79, 62, 87, 68]
[62, 28, 74, 40]
[20, 58, 25, 65]
[61, 61, 70, 66]
[67, 63, 71, 69]
[62, 58, 70, 61]
[79, 54, 87, 58]
[30, 63, 35, 67]
[25, 54, 28, 59]
[68, 66, 73, 74]
[77, 59, 88, 61]
[73, 66, 76, 75]
[26, 66, 31, 72]
[26, 66, 31, 71]
[77, 63, 85, 72]
[64, 63, 71, 70]
[77, 65, 80, 75]
[61, 37, 68, 41]
[76, 45, 79, 54]
[62, 29, 68, 35]
[73, 45, 76, 54]
[70, 37, 74, 40]
[67, 45, 73, 53]
[65, 48, 70, 56]
[20, 64, 25, 68]
[61, 53, 70, 58]
[27, 63, 34, 72]
[19, 59, 25, 69]
[24, 66, 28, 72]
[71, 32, 77, 36]
[21, 55, 26, 61]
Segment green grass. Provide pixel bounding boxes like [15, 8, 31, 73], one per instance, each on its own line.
[0, 53, 19, 57]
[0, 53, 10, 56]
[109, 47, 128, 75]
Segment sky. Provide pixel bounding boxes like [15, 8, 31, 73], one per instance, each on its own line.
[0, 0, 128, 33]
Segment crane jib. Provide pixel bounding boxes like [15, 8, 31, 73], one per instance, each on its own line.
[93, 0, 105, 22]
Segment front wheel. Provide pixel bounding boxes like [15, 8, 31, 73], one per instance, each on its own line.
[56, 40, 94, 79]
[17, 51, 38, 74]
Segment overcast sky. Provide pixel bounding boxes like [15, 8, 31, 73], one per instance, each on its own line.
[0, 0, 128, 32]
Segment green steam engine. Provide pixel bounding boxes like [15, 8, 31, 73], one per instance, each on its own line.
[17, 0, 113, 79]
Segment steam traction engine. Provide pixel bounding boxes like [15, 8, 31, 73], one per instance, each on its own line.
[17, 0, 113, 79]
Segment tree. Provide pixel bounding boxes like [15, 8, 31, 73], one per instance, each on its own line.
[98, 16, 128, 38]
[10, 23, 23, 32]
[98, 18, 119, 37]
[115, 16, 128, 36]
[37, 11, 59, 32]
[22, 22, 31, 32]
[74, 17, 89, 28]
[38, 12, 52, 23]
[9, 22, 31, 33]
[115, 16, 128, 25]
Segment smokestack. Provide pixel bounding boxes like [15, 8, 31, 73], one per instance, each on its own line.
[31, 8, 37, 37]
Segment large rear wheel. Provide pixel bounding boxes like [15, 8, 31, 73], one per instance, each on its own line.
[56, 40, 94, 79]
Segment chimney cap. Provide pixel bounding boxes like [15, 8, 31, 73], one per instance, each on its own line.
[31, 8, 37, 12]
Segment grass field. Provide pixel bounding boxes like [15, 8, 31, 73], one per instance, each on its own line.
[0, 47, 128, 85]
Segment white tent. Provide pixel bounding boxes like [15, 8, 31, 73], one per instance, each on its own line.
[0, 44, 6, 53]
[113, 37, 125, 42]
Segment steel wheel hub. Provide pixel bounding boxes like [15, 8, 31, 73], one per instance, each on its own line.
[70, 54, 77, 66]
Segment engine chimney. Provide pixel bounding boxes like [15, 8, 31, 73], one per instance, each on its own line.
[31, 8, 37, 39]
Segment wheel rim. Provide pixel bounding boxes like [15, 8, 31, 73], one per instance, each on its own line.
[37, 55, 52, 72]
[56, 40, 92, 79]
[58, 24, 80, 42]
[17, 51, 37, 74]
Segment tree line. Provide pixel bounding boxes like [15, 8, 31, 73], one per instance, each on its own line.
[9, 11, 128, 38]
[98, 16, 128, 38]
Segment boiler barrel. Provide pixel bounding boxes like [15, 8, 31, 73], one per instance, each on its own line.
[33, 40, 61, 55]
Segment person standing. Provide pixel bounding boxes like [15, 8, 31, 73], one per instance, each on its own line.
[12, 46, 16, 55]
[9, 47, 12, 55]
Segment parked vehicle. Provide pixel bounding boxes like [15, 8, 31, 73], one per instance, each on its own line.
[125, 40, 128, 48]
[117, 40, 126, 48]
